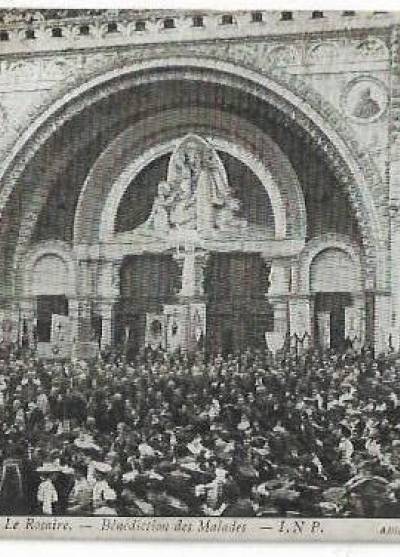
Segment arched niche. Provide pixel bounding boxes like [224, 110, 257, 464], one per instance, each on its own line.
[299, 235, 365, 350]
[20, 241, 77, 299]
[296, 234, 364, 295]
[310, 248, 362, 293]
[18, 241, 77, 351]
[31, 255, 69, 296]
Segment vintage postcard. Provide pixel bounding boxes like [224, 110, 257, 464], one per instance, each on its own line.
[0, 6, 399, 543]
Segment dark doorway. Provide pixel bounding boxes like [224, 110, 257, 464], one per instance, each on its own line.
[204, 253, 273, 355]
[314, 292, 352, 351]
[115, 254, 179, 357]
[36, 295, 68, 342]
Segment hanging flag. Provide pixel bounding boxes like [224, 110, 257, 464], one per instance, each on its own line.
[190, 303, 206, 349]
[145, 313, 165, 349]
[51, 314, 71, 354]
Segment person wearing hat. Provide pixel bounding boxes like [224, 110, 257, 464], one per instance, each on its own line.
[120, 473, 154, 516]
[67, 464, 92, 515]
[36, 463, 60, 515]
[344, 474, 394, 517]
[92, 461, 117, 515]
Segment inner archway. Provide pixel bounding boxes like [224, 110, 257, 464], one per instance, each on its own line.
[310, 246, 364, 350]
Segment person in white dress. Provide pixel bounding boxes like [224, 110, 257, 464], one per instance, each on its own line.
[36, 463, 60, 515]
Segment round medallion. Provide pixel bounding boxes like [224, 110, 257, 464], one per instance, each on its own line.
[342, 77, 388, 124]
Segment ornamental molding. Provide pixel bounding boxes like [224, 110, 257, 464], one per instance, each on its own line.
[0, 9, 395, 56]
[0, 39, 389, 215]
[0, 35, 391, 157]
[0, 33, 390, 86]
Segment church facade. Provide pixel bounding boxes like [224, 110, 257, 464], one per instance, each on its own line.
[0, 9, 399, 358]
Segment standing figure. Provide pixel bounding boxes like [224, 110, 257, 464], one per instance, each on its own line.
[36, 463, 60, 515]
[67, 464, 92, 515]
[91, 461, 118, 515]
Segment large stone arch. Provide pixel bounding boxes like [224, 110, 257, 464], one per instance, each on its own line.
[0, 57, 385, 289]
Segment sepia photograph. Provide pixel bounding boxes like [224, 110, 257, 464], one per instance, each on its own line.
[0, 4, 399, 543]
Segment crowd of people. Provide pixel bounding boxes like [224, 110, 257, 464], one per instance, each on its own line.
[1, 344, 400, 518]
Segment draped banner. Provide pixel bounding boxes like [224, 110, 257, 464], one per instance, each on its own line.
[0, 316, 18, 350]
[162, 304, 206, 353]
[145, 313, 165, 350]
[164, 304, 188, 353]
[345, 305, 362, 341]
[265, 331, 285, 355]
[189, 303, 206, 351]
[50, 314, 71, 356]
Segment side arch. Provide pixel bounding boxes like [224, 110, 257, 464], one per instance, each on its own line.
[19, 240, 77, 298]
[296, 234, 363, 295]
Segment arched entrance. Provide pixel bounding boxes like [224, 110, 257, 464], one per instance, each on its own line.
[297, 236, 366, 352]
[311, 248, 362, 350]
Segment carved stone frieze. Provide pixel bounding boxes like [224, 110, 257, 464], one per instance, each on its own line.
[305, 36, 389, 65]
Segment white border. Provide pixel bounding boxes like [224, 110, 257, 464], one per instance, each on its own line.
[0, 1, 398, 556]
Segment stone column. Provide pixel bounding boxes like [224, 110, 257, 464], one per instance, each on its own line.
[194, 251, 210, 298]
[171, 247, 209, 352]
[289, 295, 313, 338]
[346, 293, 366, 347]
[68, 298, 79, 349]
[288, 253, 313, 346]
[173, 246, 209, 299]
[19, 299, 35, 348]
[178, 245, 196, 298]
[97, 258, 121, 350]
[266, 257, 291, 335]
[9, 302, 21, 346]
[389, 207, 400, 350]
[388, 25, 400, 351]
[374, 291, 392, 354]
[99, 302, 114, 350]
[75, 259, 97, 359]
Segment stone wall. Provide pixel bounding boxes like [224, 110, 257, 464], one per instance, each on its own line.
[0, 10, 399, 354]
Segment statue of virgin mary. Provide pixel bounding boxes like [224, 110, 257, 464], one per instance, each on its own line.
[135, 135, 248, 237]
[167, 135, 246, 234]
